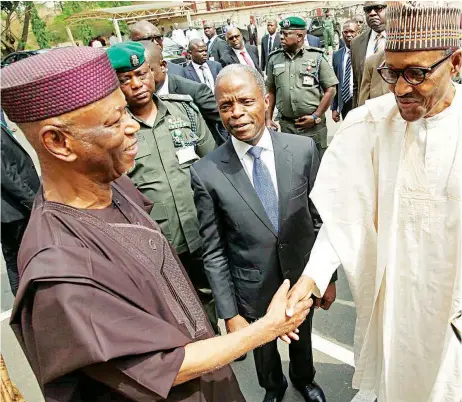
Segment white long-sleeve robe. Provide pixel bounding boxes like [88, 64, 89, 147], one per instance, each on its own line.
[304, 86, 462, 401]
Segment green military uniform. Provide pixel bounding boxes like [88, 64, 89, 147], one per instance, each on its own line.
[323, 14, 336, 49]
[107, 42, 220, 333]
[266, 18, 338, 156]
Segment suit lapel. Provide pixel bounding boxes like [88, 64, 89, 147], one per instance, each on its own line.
[270, 130, 292, 230]
[221, 140, 277, 237]
[167, 74, 178, 93]
[187, 63, 200, 82]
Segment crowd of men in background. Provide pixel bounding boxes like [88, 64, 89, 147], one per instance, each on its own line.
[1, 1, 461, 401]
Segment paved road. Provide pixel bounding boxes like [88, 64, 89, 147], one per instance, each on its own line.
[1, 114, 377, 401]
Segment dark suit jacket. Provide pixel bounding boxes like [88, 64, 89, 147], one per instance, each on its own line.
[247, 24, 258, 40]
[220, 44, 261, 72]
[207, 36, 227, 66]
[183, 60, 222, 84]
[167, 73, 227, 145]
[261, 33, 281, 72]
[1, 125, 40, 223]
[306, 34, 321, 48]
[350, 28, 372, 108]
[191, 130, 332, 320]
[331, 47, 350, 113]
[166, 60, 185, 77]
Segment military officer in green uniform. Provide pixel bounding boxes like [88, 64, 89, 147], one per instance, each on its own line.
[107, 42, 220, 334]
[323, 9, 336, 55]
[265, 16, 338, 158]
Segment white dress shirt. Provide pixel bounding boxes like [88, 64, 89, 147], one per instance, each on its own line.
[232, 47, 255, 68]
[267, 33, 277, 53]
[366, 30, 386, 59]
[191, 61, 215, 92]
[342, 47, 353, 96]
[231, 128, 278, 198]
[157, 74, 169, 96]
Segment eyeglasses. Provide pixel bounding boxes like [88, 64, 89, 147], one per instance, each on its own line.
[377, 50, 454, 86]
[227, 35, 241, 41]
[133, 35, 163, 45]
[363, 5, 386, 14]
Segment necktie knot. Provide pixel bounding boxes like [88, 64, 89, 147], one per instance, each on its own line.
[199, 65, 206, 70]
[248, 146, 263, 159]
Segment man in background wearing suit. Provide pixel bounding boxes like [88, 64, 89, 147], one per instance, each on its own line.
[261, 19, 281, 73]
[358, 49, 389, 106]
[184, 39, 222, 92]
[305, 33, 321, 48]
[350, 1, 387, 107]
[204, 22, 227, 65]
[191, 64, 336, 402]
[222, 28, 261, 73]
[129, 20, 185, 78]
[248, 17, 258, 46]
[331, 20, 358, 122]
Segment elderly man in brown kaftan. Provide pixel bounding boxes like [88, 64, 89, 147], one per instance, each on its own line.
[1, 47, 312, 402]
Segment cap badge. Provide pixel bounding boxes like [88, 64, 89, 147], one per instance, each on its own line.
[130, 54, 140, 67]
[282, 19, 291, 28]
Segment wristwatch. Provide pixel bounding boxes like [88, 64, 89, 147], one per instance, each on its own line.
[312, 113, 322, 124]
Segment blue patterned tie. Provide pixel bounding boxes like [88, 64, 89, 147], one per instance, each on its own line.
[341, 51, 352, 104]
[247, 146, 279, 232]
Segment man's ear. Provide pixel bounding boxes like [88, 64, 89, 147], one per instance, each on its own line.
[40, 123, 77, 162]
[450, 49, 461, 77]
[160, 60, 167, 72]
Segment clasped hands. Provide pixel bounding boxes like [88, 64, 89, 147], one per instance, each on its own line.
[225, 277, 336, 345]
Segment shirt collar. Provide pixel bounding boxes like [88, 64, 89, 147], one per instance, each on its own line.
[192, 61, 207, 70]
[233, 47, 246, 56]
[231, 128, 273, 160]
[370, 29, 386, 41]
[157, 74, 169, 95]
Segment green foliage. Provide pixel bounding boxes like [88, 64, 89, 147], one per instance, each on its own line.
[30, 3, 51, 48]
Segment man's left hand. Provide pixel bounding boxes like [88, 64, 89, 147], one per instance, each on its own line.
[294, 115, 316, 129]
[314, 282, 336, 310]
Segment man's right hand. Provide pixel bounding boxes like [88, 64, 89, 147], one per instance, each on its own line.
[262, 279, 313, 344]
[332, 110, 340, 123]
[265, 119, 279, 131]
[285, 275, 316, 318]
[225, 314, 249, 333]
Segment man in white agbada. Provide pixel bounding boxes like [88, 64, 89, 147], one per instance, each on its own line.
[284, 2, 462, 401]
[172, 23, 187, 48]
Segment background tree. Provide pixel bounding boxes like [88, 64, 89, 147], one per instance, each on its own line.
[30, 2, 51, 48]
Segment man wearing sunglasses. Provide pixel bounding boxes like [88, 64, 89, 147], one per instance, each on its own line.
[350, 1, 387, 107]
[285, 2, 462, 401]
[129, 20, 186, 78]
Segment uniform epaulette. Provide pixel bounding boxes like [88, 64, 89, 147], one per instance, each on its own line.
[159, 94, 194, 103]
[306, 46, 324, 53]
[268, 47, 284, 60]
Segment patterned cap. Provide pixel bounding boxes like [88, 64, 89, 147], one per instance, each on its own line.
[386, 1, 462, 52]
[1, 47, 119, 123]
[279, 16, 306, 30]
[106, 41, 146, 73]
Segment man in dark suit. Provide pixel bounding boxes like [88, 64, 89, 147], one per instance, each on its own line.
[331, 20, 358, 122]
[204, 21, 228, 65]
[247, 17, 258, 46]
[350, 1, 387, 107]
[261, 19, 281, 72]
[184, 38, 222, 90]
[191, 64, 336, 402]
[143, 41, 228, 145]
[1, 123, 40, 295]
[305, 33, 321, 48]
[221, 28, 261, 73]
[129, 20, 185, 77]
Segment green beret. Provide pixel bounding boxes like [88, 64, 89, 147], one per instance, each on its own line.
[279, 16, 307, 30]
[106, 41, 145, 73]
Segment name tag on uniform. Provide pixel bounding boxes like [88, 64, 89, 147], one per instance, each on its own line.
[303, 76, 314, 86]
[273, 63, 285, 69]
[177, 146, 199, 164]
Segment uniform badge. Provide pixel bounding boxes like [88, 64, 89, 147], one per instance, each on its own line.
[130, 54, 140, 68]
[282, 19, 291, 28]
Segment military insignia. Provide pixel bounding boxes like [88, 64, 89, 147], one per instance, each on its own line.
[130, 54, 140, 68]
[282, 19, 291, 28]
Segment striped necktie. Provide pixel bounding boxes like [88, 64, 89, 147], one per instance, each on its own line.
[374, 33, 385, 54]
[199, 65, 214, 93]
[341, 51, 352, 104]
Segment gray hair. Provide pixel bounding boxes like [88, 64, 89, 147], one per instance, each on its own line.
[215, 64, 266, 97]
[188, 38, 205, 52]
